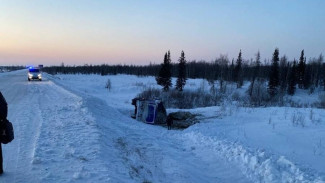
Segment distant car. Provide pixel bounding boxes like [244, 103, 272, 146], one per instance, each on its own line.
[28, 68, 42, 81]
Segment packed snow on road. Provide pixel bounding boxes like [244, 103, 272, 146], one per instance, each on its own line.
[0, 70, 324, 183]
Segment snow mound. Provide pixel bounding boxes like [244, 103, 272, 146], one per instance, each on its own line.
[180, 132, 324, 183]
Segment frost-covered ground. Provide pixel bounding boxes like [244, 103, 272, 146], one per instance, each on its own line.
[1, 70, 325, 183]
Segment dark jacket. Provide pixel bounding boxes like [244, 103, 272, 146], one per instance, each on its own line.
[0, 119, 4, 143]
[0, 91, 5, 173]
[0, 91, 7, 120]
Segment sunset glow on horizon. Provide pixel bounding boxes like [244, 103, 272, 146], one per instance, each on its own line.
[1, 0, 324, 66]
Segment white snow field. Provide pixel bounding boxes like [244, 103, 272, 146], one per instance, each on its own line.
[0, 69, 324, 183]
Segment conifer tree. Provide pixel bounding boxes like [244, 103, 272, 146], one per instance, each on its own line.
[298, 50, 306, 89]
[315, 54, 324, 90]
[317, 54, 323, 87]
[287, 60, 297, 95]
[303, 57, 312, 89]
[323, 62, 325, 91]
[268, 48, 280, 97]
[176, 51, 187, 91]
[234, 50, 243, 88]
[156, 51, 172, 91]
[230, 59, 235, 82]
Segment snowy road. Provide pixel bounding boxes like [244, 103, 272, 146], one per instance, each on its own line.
[1, 70, 110, 182]
[0, 70, 252, 182]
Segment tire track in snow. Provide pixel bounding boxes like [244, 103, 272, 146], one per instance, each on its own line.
[29, 80, 110, 182]
[1, 73, 44, 182]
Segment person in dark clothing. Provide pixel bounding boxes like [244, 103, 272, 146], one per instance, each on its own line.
[0, 125, 3, 174]
[166, 115, 173, 130]
[0, 120, 4, 174]
[0, 91, 8, 175]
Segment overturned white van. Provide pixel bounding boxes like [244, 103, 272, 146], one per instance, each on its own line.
[131, 98, 167, 124]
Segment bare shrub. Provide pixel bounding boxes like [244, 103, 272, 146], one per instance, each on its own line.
[228, 106, 233, 116]
[248, 79, 270, 106]
[105, 78, 112, 91]
[197, 79, 208, 93]
[208, 81, 224, 106]
[219, 103, 227, 115]
[137, 88, 216, 109]
[292, 112, 305, 127]
[219, 80, 227, 94]
[309, 109, 314, 121]
[313, 139, 323, 156]
[319, 93, 325, 108]
[292, 113, 297, 126]
[309, 85, 315, 94]
[137, 87, 161, 99]
[288, 100, 303, 108]
[232, 92, 240, 101]
[309, 109, 322, 125]
[283, 108, 288, 120]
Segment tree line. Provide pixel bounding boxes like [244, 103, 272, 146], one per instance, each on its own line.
[42, 49, 325, 97]
[0, 66, 25, 72]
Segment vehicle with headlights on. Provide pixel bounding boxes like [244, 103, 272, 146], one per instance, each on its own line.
[28, 68, 42, 81]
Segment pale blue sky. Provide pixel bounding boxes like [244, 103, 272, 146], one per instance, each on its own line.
[0, 0, 324, 65]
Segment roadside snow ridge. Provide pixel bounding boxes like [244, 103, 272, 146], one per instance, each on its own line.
[181, 132, 324, 183]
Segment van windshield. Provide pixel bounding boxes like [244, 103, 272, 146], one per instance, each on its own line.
[29, 69, 40, 72]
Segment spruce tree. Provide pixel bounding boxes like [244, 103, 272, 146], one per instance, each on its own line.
[230, 59, 235, 82]
[268, 48, 280, 97]
[316, 54, 324, 90]
[287, 60, 297, 95]
[316, 54, 323, 87]
[234, 50, 243, 88]
[166, 51, 172, 89]
[303, 57, 312, 89]
[323, 62, 325, 91]
[156, 51, 172, 91]
[176, 51, 187, 91]
[298, 50, 306, 89]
